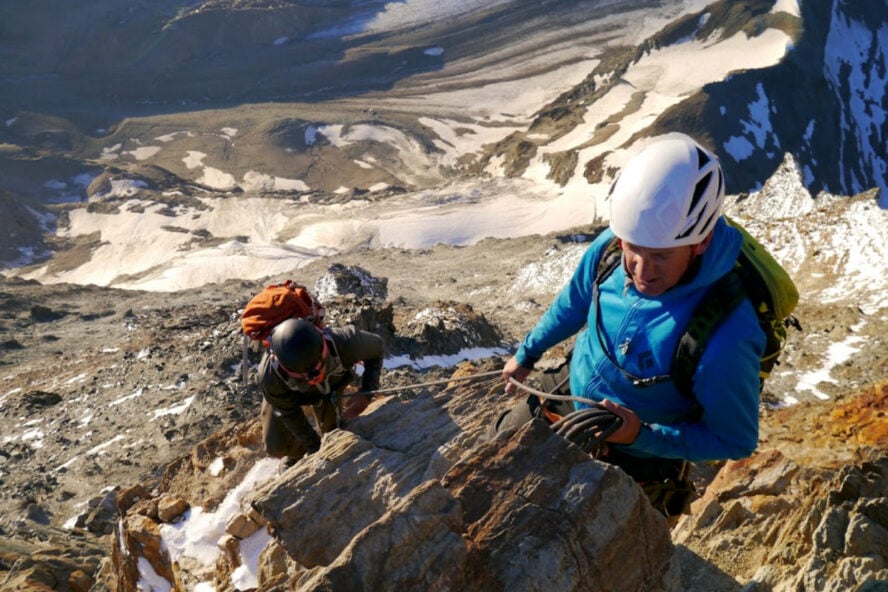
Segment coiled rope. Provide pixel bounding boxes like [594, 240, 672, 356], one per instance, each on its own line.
[504, 377, 622, 451]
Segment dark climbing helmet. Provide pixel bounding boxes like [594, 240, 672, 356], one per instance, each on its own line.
[270, 318, 327, 377]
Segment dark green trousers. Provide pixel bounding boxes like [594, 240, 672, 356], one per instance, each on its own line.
[261, 398, 338, 461]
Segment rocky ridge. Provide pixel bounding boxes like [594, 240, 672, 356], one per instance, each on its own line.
[1, 170, 887, 590]
[1, 1, 887, 587]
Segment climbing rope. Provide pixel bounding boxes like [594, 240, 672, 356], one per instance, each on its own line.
[506, 377, 600, 408]
[550, 407, 622, 453]
[506, 377, 622, 451]
[343, 366, 623, 449]
[343, 369, 502, 397]
[348, 368, 602, 410]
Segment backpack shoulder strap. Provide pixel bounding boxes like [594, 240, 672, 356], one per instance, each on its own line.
[671, 268, 747, 399]
[591, 236, 623, 333]
[594, 236, 623, 288]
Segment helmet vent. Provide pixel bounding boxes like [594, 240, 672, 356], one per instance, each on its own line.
[696, 146, 710, 168]
[676, 203, 707, 240]
[687, 168, 722, 240]
[688, 171, 712, 213]
[699, 209, 718, 237]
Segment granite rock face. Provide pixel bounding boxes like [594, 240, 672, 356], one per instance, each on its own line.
[108, 372, 676, 591]
[672, 383, 888, 592]
[248, 393, 675, 590]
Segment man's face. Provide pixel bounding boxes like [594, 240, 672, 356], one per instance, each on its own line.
[619, 240, 698, 296]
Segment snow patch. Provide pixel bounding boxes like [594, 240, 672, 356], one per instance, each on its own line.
[159, 458, 279, 581]
[100, 144, 123, 161]
[198, 167, 237, 190]
[242, 171, 310, 193]
[794, 336, 865, 401]
[183, 151, 207, 169]
[386, 347, 509, 370]
[127, 146, 162, 160]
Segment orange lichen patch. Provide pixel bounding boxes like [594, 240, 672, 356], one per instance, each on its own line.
[828, 381, 888, 447]
[704, 449, 798, 502]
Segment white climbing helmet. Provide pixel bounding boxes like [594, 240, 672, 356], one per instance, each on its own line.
[609, 133, 725, 248]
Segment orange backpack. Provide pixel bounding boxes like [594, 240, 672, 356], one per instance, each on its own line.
[240, 280, 325, 381]
[241, 279, 325, 343]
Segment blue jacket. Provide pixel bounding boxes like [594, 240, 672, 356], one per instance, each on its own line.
[515, 217, 766, 462]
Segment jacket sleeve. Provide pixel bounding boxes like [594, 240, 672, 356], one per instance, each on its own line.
[256, 351, 304, 413]
[255, 353, 322, 451]
[628, 299, 766, 462]
[357, 332, 384, 393]
[334, 327, 385, 393]
[515, 235, 609, 368]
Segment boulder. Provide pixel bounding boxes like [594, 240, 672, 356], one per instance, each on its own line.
[157, 494, 190, 523]
[249, 378, 675, 591]
[393, 300, 504, 357]
[315, 264, 389, 302]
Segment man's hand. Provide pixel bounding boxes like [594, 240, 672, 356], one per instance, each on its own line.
[599, 398, 642, 444]
[502, 356, 532, 394]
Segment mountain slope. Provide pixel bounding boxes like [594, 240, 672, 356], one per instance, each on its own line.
[1, 2, 887, 587]
[1, 165, 887, 589]
[5, 0, 885, 288]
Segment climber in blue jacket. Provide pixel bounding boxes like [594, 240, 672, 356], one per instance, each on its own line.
[496, 133, 766, 516]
